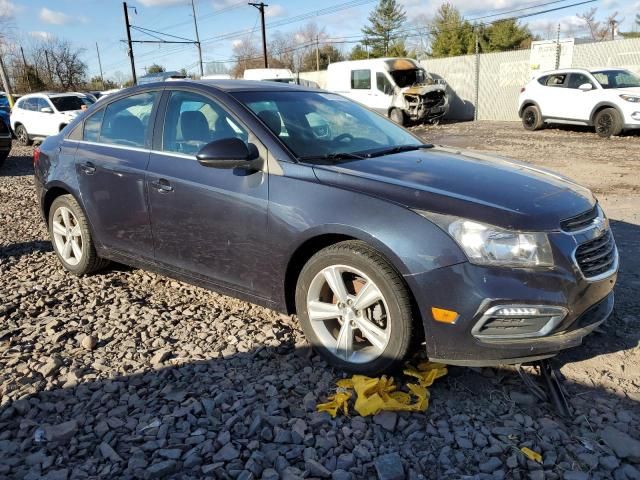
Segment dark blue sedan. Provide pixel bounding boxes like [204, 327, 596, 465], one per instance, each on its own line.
[33, 80, 617, 373]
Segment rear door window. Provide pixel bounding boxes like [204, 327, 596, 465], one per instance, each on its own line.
[545, 74, 567, 87]
[351, 69, 371, 89]
[99, 91, 158, 148]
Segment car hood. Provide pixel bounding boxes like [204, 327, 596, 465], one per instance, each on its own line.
[311, 147, 595, 231]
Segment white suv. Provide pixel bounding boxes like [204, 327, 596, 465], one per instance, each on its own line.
[518, 68, 640, 137]
[10, 92, 94, 145]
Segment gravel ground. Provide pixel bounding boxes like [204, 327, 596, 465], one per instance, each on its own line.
[1, 123, 639, 480]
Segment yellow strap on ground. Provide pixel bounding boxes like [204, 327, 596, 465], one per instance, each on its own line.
[520, 447, 543, 463]
[317, 362, 447, 417]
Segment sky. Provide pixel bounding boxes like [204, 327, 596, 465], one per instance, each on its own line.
[3, 0, 639, 82]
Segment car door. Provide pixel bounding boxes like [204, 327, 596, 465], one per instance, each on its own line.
[146, 88, 270, 297]
[562, 73, 598, 121]
[21, 98, 38, 134]
[367, 72, 393, 114]
[537, 73, 568, 119]
[74, 90, 160, 259]
[35, 98, 57, 136]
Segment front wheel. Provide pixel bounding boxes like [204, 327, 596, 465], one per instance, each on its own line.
[15, 125, 33, 146]
[594, 108, 623, 138]
[49, 195, 109, 275]
[390, 108, 405, 126]
[295, 241, 414, 375]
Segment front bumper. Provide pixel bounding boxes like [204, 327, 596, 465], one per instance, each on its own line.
[406, 245, 617, 366]
[0, 134, 11, 153]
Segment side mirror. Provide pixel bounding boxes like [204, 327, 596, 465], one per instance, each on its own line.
[196, 137, 259, 169]
[578, 83, 593, 91]
[40, 107, 54, 113]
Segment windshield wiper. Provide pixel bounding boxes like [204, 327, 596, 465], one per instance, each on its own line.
[364, 143, 434, 158]
[298, 151, 366, 161]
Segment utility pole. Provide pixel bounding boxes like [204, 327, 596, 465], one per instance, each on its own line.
[20, 46, 32, 92]
[123, 2, 137, 85]
[190, 0, 204, 77]
[0, 53, 14, 108]
[315, 34, 320, 71]
[249, 2, 268, 68]
[96, 42, 105, 90]
[554, 23, 561, 69]
[610, 19, 616, 40]
[474, 31, 479, 121]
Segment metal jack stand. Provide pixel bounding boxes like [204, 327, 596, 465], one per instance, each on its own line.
[516, 359, 572, 417]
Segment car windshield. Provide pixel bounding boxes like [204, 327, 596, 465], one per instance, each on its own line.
[591, 70, 640, 89]
[389, 68, 427, 88]
[50, 95, 93, 112]
[234, 90, 422, 160]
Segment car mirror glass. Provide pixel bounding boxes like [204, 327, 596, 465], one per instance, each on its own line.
[578, 83, 593, 91]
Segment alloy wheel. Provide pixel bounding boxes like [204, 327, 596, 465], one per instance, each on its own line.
[306, 264, 391, 364]
[596, 113, 612, 136]
[52, 206, 84, 266]
[17, 126, 28, 145]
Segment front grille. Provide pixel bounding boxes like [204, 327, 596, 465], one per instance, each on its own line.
[424, 91, 446, 108]
[561, 206, 598, 232]
[575, 230, 616, 278]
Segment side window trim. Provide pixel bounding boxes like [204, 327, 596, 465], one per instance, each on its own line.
[156, 87, 252, 157]
[73, 88, 163, 149]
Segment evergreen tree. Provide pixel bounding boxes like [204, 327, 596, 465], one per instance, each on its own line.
[429, 3, 475, 58]
[480, 19, 532, 51]
[361, 0, 407, 57]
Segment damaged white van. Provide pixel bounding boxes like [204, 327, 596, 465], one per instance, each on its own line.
[326, 58, 448, 125]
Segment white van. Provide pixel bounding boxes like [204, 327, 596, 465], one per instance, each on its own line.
[243, 68, 295, 83]
[326, 58, 448, 125]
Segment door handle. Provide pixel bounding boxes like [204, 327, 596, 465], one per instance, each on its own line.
[151, 178, 174, 193]
[80, 162, 96, 175]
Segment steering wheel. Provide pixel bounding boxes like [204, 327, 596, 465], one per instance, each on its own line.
[333, 133, 354, 143]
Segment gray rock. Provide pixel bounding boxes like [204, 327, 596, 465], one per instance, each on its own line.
[479, 457, 502, 473]
[39, 357, 62, 378]
[81, 335, 97, 350]
[600, 455, 620, 470]
[456, 436, 473, 449]
[374, 453, 405, 480]
[150, 350, 170, 366]
[563, 471, 589, 480]
[332, 470, 352, 480]
[99, 442, 123, 462]
[337, 453, 355, 471]
[510, 391, 537, 406]
[373, 412, 398, 432]
[305, 459, 331, 478]
[262, 468, 279, 480]
[157, 448, 182, 460]
[146, 460, 177, 478]
[42, 469, 69, 480]
[45, 420, 78, 443]
[577, 452, 598, 469]
[601, 426, 640, 461]
[213, 443, 240, 462]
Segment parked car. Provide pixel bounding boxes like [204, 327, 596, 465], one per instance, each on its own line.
[0, 92, 12, 167]
[519, 67, 640, 137]
[34, 80, 617, 374]
[10, 92, 95, 146]
[326, 58, 448, 126]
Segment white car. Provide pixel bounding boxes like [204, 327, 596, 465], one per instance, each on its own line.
[10, 92, 94, 145]
[518, 68, 640, 137]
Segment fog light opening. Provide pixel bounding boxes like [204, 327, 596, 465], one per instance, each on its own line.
[431, 307, 459, 324]
[632, 111, 640, 121]
[472, 304, 568, 339]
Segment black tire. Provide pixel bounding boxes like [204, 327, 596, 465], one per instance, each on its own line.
[390, 108, 405, 126]
[295, 240, 415, 375]
[48, 194, 109, 276]
[15, 124, 32, 146]
[522, 105, 544, 131]
[594, 108, 623, 138]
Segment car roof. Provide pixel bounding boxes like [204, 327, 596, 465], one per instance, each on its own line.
[18, 92, 87, 99]
[132, 79, 318, 93]
[535, 67, 628, 77]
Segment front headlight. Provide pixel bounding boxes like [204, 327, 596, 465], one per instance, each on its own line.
[418, 212, 554, 267]
[620, 94, 640, 103]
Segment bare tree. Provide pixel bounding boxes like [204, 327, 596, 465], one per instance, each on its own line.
[578, 7, 621, 41]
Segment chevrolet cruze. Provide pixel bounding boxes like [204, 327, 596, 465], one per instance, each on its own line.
[33, 80, 618, 374]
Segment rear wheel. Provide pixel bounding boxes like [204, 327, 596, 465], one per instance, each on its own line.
[390, 108, 405, 126]
[49, 195, 109, 276]
[15, 124, 32, 146]
[295, 241, 414, 375]
[522, 105, 543, 131]
[594, 108, 623, 138]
